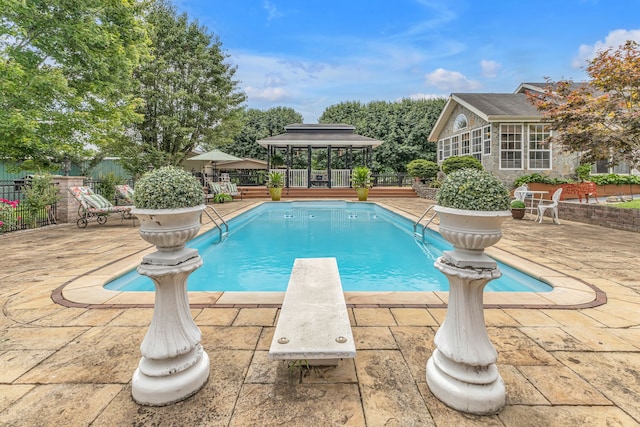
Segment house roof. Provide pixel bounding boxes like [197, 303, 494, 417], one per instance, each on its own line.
[257, 123, 384, 148]
[428, 93, 541, 142]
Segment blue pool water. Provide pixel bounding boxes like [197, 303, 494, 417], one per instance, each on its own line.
[105, 201, 552, 293]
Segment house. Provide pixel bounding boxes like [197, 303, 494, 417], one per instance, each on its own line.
[428, 83, 585, 186]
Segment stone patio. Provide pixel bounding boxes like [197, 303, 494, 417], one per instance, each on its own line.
[1, 198, 639, 426]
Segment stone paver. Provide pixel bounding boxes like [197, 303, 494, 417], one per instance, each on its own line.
[0, 198, 639, 426]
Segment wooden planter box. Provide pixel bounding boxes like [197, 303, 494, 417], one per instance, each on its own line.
[527, 182, 640, 202]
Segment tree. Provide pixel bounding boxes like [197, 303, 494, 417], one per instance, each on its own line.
[0, 0, 149, 171]
[528, 40, 640, 170]
[318, 98, 446, 172]
[226, 107, 303, 159]
[117, 0, 246, 177]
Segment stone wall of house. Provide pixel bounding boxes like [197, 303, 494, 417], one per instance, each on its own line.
[558, 202, 640, 232]
[435, 104, 581, 188]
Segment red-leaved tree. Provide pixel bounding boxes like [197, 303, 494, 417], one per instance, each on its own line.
[528, 40, 640, 170]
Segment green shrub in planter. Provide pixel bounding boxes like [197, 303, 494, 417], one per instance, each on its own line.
[133, 166, 204, 209]
[510, 200, 526, 209]
[436, 169, 510, 211]
[441, 155, 483, 174]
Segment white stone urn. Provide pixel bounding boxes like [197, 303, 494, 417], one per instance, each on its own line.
[130, 205, 210, 406]
[434, 205, 511, 269]
[426, 206, 511, 415]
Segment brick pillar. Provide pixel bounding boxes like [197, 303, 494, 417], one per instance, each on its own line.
[53, 176, 85, 224]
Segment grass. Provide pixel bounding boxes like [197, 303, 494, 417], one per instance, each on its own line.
[612, 199, 640, 209]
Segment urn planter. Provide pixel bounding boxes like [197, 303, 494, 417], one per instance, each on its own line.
[131, 205, 210, 406]
[426, 206, 511, 415]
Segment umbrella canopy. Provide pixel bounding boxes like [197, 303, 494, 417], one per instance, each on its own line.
[217, 158, 268, 170]
[186, 149, 241, 163]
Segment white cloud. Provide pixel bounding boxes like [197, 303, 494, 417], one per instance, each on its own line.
[245, 86, 289, 102]
[480, 60, 501, 78]
[424, 68, 482, 91]
[572, 29, 640, 68]
[263, 1, 283, 21]
[405, 93, 447, 101]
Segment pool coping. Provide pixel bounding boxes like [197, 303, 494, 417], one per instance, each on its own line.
[53, 201, 606, 310]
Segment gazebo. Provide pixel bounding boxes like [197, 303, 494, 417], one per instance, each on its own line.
[257, 124, 383, 188]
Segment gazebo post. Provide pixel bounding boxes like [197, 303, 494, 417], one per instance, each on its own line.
[307, 145, 312, 188]
[327, 145, 332, 188]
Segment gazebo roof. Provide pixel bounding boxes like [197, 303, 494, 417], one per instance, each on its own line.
[257, 124, 384, 148]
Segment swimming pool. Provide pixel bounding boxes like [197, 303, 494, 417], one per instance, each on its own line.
[105, 201, 552, 293]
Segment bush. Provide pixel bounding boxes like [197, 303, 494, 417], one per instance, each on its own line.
[510, 200, 526, 209]
[513, 173, 569, 187]
[406, 159, 439, 180]
[133, 166, 204, 209]
[589, 174, 640, 185]
[436, 169, 510, 211]
[441, 156, 483, 174]
[97, 173, 123, 203]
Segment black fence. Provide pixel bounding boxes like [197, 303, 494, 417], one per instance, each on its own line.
[0, 180, 59, 234]
[212, 172, 410, 187]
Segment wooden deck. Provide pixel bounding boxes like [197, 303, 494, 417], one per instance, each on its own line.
[237, 186, 419, 199]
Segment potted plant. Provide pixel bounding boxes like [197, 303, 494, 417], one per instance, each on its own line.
[130, 165, 209, 406]
[510, 199, 526, 219]
[434, 168, 511, 268]
[351, 166, 373, 201]
[213, 192, 232, 204]
[267, 171, 284, 201]
[132, 165, 205, 251]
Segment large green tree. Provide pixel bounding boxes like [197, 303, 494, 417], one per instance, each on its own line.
[118, 0, 246, 176]
[529, 40, 640, 169]
[0, 0, 149, 171]
[319, 98, 445, 172]
[227, 107, 303, 159]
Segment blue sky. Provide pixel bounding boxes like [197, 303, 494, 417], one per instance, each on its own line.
[174, 0, 640, 123]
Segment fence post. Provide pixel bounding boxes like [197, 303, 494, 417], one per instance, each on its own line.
[53, 176, 85, 224]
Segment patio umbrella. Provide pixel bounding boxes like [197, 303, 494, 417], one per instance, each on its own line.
[216, 158, 268, 170]
[185, 149, 241, 179]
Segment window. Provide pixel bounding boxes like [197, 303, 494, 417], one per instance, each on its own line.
[438, 140, 443, 161]
[453, 114, 468, 131]
[483, 126, 491, 155]
[443, 138, 451, 158]
[472, 128, 482, 161]
[500, 124, 523, 169]
[461, 132, 470, 155]
[451, 135, 459, 156]
[528, 124, 552, 169]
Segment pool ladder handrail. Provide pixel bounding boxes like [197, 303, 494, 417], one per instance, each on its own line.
[203, 205, 229, 241]
[413, 205, 437, 241]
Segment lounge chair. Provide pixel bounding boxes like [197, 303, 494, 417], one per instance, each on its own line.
[536, 188, 563, 224]
[69, 186, 134, 228]
[224, 182, 241, 200]
[115, 184, 135, 205]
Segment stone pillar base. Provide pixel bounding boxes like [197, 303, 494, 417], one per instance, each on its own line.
[132, 348, 210, 406]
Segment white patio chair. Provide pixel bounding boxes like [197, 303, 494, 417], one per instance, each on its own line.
[537, 188, 563, 224]
[513, 184, 529, 202]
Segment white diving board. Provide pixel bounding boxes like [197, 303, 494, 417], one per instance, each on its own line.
[269, 257, 356, 366]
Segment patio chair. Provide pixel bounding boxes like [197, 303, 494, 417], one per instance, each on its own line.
[224, 182, 241, 200]
[115, 184, 135, 206]
[536, 188, 563, 224]
[69, 186, 134, 228]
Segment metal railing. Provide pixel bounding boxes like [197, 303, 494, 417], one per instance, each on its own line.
[0, 180, 59, 233]
[413, 205, 437, 241]
[202, 205, 228, 242]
